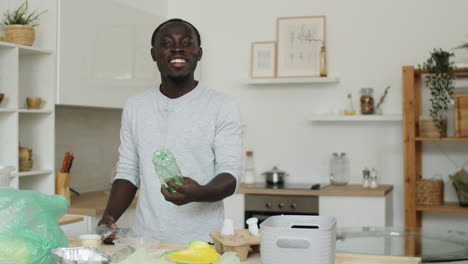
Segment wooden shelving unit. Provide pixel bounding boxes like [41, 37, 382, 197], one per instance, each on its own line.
[402, 66, 468, 231]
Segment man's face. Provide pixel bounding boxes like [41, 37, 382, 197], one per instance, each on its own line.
[151, 22, 202, 80]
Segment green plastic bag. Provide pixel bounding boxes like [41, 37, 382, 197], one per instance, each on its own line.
[0, 187, 69, 264]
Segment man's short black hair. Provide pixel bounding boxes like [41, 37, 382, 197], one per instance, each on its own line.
[151, 18, 201, 47]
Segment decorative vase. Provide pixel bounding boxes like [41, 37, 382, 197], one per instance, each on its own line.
[4, 25, 35, 46]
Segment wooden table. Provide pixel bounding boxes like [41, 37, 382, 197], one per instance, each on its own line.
[98, 243, 421, 264]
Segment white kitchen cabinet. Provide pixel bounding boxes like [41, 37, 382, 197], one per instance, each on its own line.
[0, 0, 58, 194]
[224, 193, 245, 229]
[319, 192, 393, 228]
[58, 0, 166, 108]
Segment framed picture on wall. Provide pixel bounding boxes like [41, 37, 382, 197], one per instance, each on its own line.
[276, 16, 326, 78]
[250, 41, 276, 78]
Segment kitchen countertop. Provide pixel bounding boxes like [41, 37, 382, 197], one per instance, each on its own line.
[67, 190, 138, 217]
[67, 184, 393, 216]
[59, 215, 84, 225]
[238, 183, 393, 197]
[97, 242, 421, 263]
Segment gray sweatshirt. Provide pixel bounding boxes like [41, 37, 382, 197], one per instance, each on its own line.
[114, 83, 242, 243]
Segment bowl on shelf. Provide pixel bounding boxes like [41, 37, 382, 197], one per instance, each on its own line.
[19, 160, 33, 172]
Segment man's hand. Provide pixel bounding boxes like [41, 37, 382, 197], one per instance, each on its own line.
[97, 215, 118, 244]
[161, 177, 204, 206]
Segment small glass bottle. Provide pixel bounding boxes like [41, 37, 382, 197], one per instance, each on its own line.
[360, 88, 375, 115]
[362, 167, 370, 188]
[320, 46, 327, 77]
[370, 168, 378, 189]
[329, 152, 350, 185]
[243, 151, 256, 184]
[344, 93, 356, 115]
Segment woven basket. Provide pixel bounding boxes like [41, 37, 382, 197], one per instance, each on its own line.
[416, 179, 444, 205]
[4, 25, 35, 46]
[419, 118, 447, 138]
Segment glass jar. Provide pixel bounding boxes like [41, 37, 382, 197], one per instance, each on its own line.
[243, 151, 256, 184]
[360, 88, 374, 115]
[329, 152, 350, 185]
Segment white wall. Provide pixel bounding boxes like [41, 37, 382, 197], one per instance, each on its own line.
[55, 106, 122, 193]
[168, 0, 468, 230]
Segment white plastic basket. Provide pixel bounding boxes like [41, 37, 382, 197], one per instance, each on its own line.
[260, 215, 336, 264]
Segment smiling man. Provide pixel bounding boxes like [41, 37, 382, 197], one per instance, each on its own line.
[98, 19, 242, 243]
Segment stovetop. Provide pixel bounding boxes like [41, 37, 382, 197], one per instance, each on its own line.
[246, 182, 329, 190]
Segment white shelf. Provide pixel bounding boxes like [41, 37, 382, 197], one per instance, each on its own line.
[15, 169, 53, 177]
[18, 108, 53, 114]
[245, 76, 339, 85]
[0, 41, 53, 55]
[0, 108, 16, 113]
[309, 114, 403, 122]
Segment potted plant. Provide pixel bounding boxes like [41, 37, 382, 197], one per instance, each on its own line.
[2, 0, 47, 46]
[418, 49, 455, 137]
[449, 167, 468, 207]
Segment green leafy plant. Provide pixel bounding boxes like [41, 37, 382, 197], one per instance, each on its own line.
[449, 175, 468, 193]
[454, 36, 468, 50]
[2, 0, 47, 27]
[419, 49, 455, 136]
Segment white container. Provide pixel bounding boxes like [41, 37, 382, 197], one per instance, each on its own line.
[0, 166, 15, 186]
[79, 234, 101, 249]
[260, 215, 336, 264]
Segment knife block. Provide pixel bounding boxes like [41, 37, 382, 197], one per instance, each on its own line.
[56, 172, 71, 205]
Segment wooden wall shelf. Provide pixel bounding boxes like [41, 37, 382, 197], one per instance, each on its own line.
[416, 202, 468, 213]
[415, 137, 468, 141]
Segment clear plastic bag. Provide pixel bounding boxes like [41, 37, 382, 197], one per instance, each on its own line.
[0, 187, 69, 264]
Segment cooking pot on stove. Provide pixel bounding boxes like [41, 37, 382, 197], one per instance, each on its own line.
[262, 166, 288, 185]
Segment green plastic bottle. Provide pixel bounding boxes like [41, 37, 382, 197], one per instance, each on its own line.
[153, 149, 184, 193]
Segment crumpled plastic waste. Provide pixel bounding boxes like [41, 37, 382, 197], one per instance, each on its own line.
[0, 187, 69, 264]
[213, 252, 241, 264]
[95, 225, 133, 241]
[153, 149, 185, 193]
[119, 248, 158, 264]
